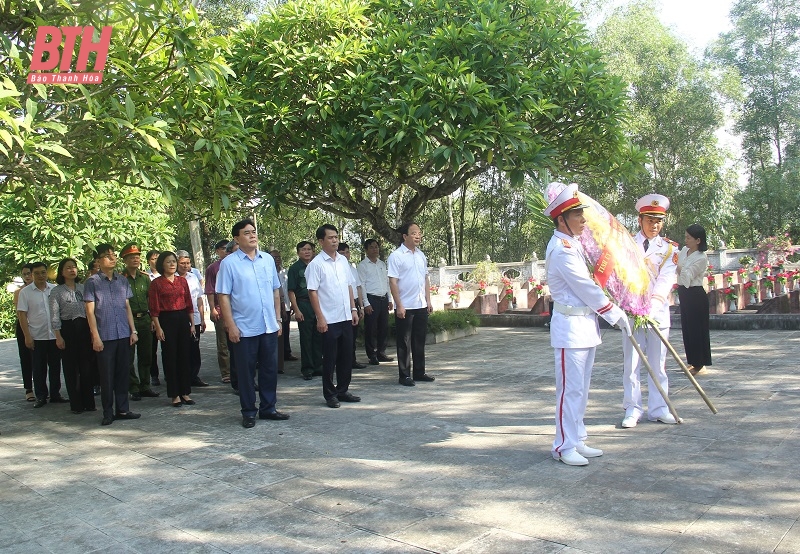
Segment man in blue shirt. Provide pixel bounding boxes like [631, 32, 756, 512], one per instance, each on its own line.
[217, 219, 289, 428]
[84, 243, 141, 426]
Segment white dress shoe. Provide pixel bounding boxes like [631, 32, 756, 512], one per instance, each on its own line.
[621, 415, 639, 428]
[649, 412, 677, 424]
[554, 450, 589, 466]
[576, 443, 603, 458]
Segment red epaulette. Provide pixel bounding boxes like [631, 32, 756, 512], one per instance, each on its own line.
[665, 237, 679, 247]
[561, 239, 571, 248]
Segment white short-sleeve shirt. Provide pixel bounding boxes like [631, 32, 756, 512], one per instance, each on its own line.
[387, 244, 428, 310]
[306, 250, 354, 324]
[17, 282, 56, 340]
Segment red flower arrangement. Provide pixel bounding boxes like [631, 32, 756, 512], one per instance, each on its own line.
[723, 287, 738, 301]
[744, 281, 758, 295]
[723, 271, 734, 284]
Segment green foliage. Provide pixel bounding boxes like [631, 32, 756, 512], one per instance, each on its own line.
[469, 259, 501, 285]
[387, 308, 479, 336]
[0, 181, 174, 276]
[229, 0, 643, 244]
[0, 289, 16, 339]
[1, 0, 252, 215]
[592, 1, 739, 245]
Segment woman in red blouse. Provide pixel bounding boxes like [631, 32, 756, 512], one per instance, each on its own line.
[149, 251, 196, 407]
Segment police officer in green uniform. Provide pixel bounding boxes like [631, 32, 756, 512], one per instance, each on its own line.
[121, 244, 160, 400]
[287, 241, 323, 380]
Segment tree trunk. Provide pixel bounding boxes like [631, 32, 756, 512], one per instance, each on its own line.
[447, 193, 458, 265]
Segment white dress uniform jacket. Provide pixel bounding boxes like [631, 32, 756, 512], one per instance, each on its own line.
[636, 232, 677, 327]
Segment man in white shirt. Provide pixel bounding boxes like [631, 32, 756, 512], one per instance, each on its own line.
[17, 261, 64, 407]
[388, 222, 435, 386]
[358, 238, 393, 365]
[337, 242, 368, 369]
[621, 194, 678, 428]
[306, 224, 361, 408]
[177, 250, 208, 387]
[270, 249, 297, 364]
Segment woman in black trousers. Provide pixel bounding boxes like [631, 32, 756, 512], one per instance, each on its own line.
[50, 258, 96, 413]
[676, 224, 712, 375]
[149, 251, 195, 407]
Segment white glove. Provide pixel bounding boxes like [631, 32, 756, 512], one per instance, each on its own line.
[616, 315, 632, 337]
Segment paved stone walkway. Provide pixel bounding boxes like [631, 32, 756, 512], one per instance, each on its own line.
[1, 325, 799, 553]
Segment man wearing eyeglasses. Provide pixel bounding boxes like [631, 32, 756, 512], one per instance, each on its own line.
[216, 219, 288, 429]
[84, 244, 141, 426]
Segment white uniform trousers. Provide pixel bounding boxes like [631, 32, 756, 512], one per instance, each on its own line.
[622, 322, 669, 420]
[552, 347, 595, 458]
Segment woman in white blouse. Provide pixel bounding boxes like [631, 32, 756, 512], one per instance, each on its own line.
[676, 224, 712, 375]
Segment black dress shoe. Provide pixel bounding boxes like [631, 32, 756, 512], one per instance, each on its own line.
[180, 397, 195, 405]
[326, 397, 340, 408]
[101, 416, 114, 426]
[398, 377, 415, 387]
[34, 398, 47, 408]
[377, 354, 394, 362]
[191, 379, 210, 387]
[278, 369, 284, 374]
[172, 400, 182, 408]
[242, 416, 256, 428]
[50, 396, 69, 403]
[337, 392, 361, 402]
[368, 358, 380, 365]
[285, 354, 299, 361]
[352, 361, 367, 369]
[302, 374, 313, 381]
[130, 393, 142, 401]
[114, 411, 141, 420]
[151, 377, 161, 386]
[259, 411, 290, 420]
[139, 389, 161, 398]
[415, 374, 435, 382]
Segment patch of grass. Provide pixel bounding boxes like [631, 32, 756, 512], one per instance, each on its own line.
[388, 309, 479, 336]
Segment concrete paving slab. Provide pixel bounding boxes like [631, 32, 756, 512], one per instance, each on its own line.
[2, 327, 800, 552]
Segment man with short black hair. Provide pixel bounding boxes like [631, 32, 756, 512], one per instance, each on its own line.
[388, 223, 435, 386]
[205, 239, 232, 384]
[217, 219, 288, 428]
[121, 243, 160, 401]
[307, 225, 361, 408]
[287, 241, 323, 380]
[18, 262, 64, 407]
[358, 238, 393, 365]
[85, 244, 141, 426]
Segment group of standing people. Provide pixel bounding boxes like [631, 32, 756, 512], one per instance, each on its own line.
[14, 243, 208, 425]
[543, 184, 712, 466]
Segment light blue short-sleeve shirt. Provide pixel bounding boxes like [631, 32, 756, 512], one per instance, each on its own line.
[215, 249, 280, 338]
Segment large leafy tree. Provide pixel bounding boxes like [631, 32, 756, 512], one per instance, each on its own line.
[711, 0, 800, 240]
[229, 0, 644, 243]
[592, 1, 740, 244]
[1, 0, 251, 211]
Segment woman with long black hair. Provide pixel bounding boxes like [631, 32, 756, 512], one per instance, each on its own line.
[676, 224, 712, 375]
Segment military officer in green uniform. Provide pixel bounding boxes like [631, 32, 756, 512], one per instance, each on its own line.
[287, 241, 323, 380]
[121, 244, 160, 400]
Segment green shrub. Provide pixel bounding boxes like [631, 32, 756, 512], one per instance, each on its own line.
[388, 309, 479, 336]
[0, 289, 16, 339]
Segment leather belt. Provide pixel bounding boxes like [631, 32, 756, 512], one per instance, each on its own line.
[133, 311, 150, 318]
[553, 302, 592, 316]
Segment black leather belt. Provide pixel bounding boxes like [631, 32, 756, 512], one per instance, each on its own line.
[133, 311, 150, 318]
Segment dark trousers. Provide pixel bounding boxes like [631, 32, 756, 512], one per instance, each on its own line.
[150, 331, 160, 378]
[128, 316, 153, 393]
[16, 320, 33, 391]
[297, 299, 323, 377]
[396, 308, 428, 379]
[60, 318, 96, 412]
[678, 285, 713, 367]
[227, 335, 238, 390]
[190, 324, 202, 381]
[32, 339, 62, 401]
[96, 338, 131, 419]
[321, 320, 353, 400]
[159, 310, 192, 399]
[230, 332, 278, 417]
[282, 312, 292, 355]
[364, 294, 390, 360]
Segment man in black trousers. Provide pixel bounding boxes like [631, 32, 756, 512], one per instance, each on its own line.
[358, 239, 393, 365]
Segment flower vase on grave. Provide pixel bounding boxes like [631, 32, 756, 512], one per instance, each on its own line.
[750, 294, 757, 305]
[766, 289, 773, 299]
[729, 300, 737, 312]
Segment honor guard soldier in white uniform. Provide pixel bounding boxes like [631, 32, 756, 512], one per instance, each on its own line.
[544, 182, 631, 466]
[621, 194, 678, 428]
